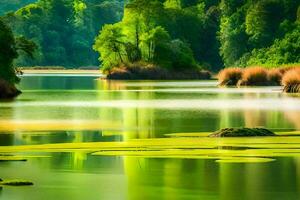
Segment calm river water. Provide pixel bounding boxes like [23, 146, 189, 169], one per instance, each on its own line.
[0, 74, 300, 200]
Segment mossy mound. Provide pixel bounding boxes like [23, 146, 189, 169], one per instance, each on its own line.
[0, 79, 21, 99]
[209, 128, 276, 137]
[0, 179, 33, 186]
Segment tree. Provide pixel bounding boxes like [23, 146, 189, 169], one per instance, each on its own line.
[0, 18, 36, 84]
[93, 23, 126, 71]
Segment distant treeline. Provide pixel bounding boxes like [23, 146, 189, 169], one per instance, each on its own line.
[2, 0, 124, 68]
[2, 0, 300, 71]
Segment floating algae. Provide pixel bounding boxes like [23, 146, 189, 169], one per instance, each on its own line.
[0, 129, 299, 163]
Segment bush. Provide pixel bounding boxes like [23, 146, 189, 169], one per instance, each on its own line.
[238, 67, 269, 86]
[282, 68, 300, 93]
[268, 69, 283, 86]
[218, 67, 243, 86]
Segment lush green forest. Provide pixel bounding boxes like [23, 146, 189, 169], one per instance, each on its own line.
[2, 0, 124, 67]
[94, 0, 300, 72]
[1, 0, 300, 71]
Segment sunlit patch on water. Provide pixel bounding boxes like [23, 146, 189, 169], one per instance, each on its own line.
[1, 98, 300, 111]
[0, 120, 122, 132]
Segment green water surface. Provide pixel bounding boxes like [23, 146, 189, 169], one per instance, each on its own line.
[0, 74, 300, 200]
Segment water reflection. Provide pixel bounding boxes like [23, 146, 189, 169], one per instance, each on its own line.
[0, 76, 300, 200]
[124, 157, 300, 200]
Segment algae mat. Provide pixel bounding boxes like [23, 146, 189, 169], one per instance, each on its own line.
[1, 134, 300, 163]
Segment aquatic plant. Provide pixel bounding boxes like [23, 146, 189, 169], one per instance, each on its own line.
[282, 68, 300, 93]
[238, 67, 269, 86]
[218, 67, 243, 86]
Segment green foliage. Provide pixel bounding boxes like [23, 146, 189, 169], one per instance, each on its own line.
[93, 23, 126, 70]
[3, 0, 300, 70]
[94, 0, 223, 71]
[3, 0, 124, 68]
[246, 24, 300, 66]
[0, 18, 36, 84]
[220, 0, 300, 67]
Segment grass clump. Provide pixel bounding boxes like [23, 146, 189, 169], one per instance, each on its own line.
[238, 67, 269, 86]
[217, 66, 300, 87]
[218, 68, 243, 86]
[268, 69, 283, 85]
[282, 68, 300, 93]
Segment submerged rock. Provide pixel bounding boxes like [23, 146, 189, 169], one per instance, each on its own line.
[0, 79, 21, 99]
[209, 128, 276, 137]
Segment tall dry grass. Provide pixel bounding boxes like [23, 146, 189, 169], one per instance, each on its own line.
[282, 68, 300, 93]
[238, 67, 269, 86]
[268, 68, 283, 86]
[218, 68, 243, 86]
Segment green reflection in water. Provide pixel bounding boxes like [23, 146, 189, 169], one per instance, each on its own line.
[0, 75, 300, 200]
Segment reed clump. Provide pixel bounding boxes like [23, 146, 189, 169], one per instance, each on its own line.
[218, 65, 300, 90]
[282, 68, 300, 93]
[218, 68, 243, 86]
[268, 68, 283, 86]
[238, 67, 269, 86]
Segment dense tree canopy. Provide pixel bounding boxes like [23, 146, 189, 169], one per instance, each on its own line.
[94, 0, 222, 71]
[219, 0, 300, 67]
[2, 0, 300, 71]
[3, 0, 124, 67]
[95, 0, 300, 71]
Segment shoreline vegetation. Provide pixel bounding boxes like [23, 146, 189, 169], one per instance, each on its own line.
[105, 63, 212, 80]
[218, 66, 300, 93]
[0, 18, 36, 99]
